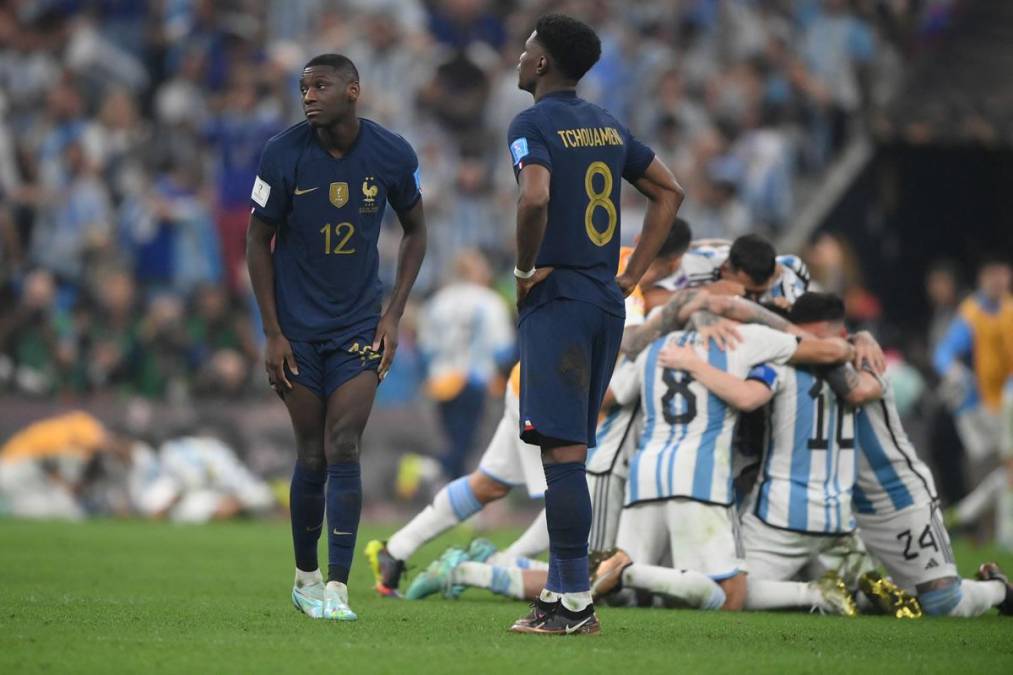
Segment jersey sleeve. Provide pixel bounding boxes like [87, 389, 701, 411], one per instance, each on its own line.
[507, 108, 551, 177]
[387, 137, 422, 213]
[250, 138, 290, 226]
[609, 355, 641, 406]
[746, 363, 779, 390]
[621, 127, 655, 182]
[736, 324, 799, 368]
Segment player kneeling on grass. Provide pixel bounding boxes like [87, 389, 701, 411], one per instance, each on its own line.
[799, 297, 1013, 618]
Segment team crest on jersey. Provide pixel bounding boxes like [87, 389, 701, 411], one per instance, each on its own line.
[329, 182, 348, 209]
[360, 176, 379, 213]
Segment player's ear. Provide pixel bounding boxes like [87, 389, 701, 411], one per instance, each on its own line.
[347, 79, 360, 102]
[536, 55, 547, 76]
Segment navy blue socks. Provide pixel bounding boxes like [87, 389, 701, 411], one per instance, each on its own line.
[326, 461, 362, 584]
[542, 461, 592, 594]
[290, 462, 327, 572]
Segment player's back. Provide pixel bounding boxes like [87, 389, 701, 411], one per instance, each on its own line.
[508, 93, 654, 317]
[624, 324, 798, 507]
[853, 378, 938, 515]
[752, 365, 857, 534]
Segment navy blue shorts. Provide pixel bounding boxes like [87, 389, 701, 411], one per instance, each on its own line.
[517, 298, 624, 447]
[288, 327, 380, 399]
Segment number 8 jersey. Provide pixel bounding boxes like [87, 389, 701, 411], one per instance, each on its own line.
[611, 324, 799, 508]
[507, 91, 655, 320]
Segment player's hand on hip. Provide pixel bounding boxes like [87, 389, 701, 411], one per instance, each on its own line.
[658, 341, 700, 371]
[265, 333, 298, 394]
[515, 267, 554, 309]
[373, 312, 399, 381]
[615, 272, 637, 298]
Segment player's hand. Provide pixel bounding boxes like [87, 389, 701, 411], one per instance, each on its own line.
[690, 311, 741, 351]
[615, 272, 638, 298]
[658, 341, 700, 371]
[373, 312, 400, 381]
[850, 330, 886, 374]
[515, 267, 554, 308]
[265, 332, 298, 394]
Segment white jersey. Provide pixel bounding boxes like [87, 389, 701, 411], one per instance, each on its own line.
[613, 324, 798, 507]
[751, 366, 858, 535]
[853, 378, 938, 515]
[659, 241, 811, 303]
[586, 357, 642, 475]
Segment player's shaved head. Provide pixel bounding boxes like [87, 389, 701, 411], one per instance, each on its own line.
[303, 53, 359, 82]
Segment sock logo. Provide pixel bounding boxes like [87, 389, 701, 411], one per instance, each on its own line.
[925, 558, 939, 570]
[332, 529, 353, 536]
[305, 524, 323, 532]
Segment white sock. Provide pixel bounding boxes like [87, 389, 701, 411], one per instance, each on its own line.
[998, 474, 1013, 550]
[622, 564, 725, 610]
[948, 580, 1006, 617]
[451, 561, 525, 599]
[295, 567, 322, 587]
[387, 483, 469, 561]
[540, 588, 560, 603]
[745, 579, 823, 611]
[486, 551, 549, 571]
[561, 591, 593, 612]
[502, 508, 550, 559]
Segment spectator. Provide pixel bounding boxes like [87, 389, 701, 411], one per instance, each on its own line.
[418, 249, 513, 480]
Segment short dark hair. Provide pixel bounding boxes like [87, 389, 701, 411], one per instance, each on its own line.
[304, 53, 359, 82]
[728, 234, 776, 285]
[658, 218, 692, 259]
[534, 14, 601, 81]
[788, 292, 846, 324]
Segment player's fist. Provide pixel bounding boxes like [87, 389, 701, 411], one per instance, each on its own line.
[265, 333, 298, 395]
[615, 272, 637, 298]
[515, 267, 554, 308]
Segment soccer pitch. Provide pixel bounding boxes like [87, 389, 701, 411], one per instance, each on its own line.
[2, 520, 1011, 674]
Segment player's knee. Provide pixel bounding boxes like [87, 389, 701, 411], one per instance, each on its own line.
[917, 576, 962, 616]
[718, 574, 747, 611]
[296, 445, 327, 473]
[541, 444, 587, 465]
[468, 471, 511, 503]
[326, 427, 361, 464]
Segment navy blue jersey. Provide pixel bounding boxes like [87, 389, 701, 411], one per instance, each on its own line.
[507, 91, 654, 318]
[251, 119, 421, 341]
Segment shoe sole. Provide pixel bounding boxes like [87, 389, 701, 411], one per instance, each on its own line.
[509, 623, 601, 635]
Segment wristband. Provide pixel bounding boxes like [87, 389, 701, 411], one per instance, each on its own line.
[514, 266, 536, 280]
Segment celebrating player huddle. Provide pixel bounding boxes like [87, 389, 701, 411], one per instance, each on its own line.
[248, 14, 1012, 632]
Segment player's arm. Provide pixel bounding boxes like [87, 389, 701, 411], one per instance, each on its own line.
[374, 198, 427, 379]
[659, 342, 773, 412]
[514, 164, 554, 305]
[246, 213, 298, 392]
[617, 158, 684, 296]
[823, 363, 884, 406]
[788, 336, 855, 366]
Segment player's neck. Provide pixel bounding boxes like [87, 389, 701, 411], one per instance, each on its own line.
[315, 115, 360, 158]
[533, 79, 577, 102]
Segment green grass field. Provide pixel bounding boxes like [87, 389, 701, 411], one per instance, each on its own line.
[1, 519, 1011, 674]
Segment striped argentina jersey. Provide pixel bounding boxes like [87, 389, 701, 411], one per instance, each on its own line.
[612, 324, 799, 507]
[587, 357, 642, 475]
[853, 377, 938, 515]
[753, 366, 857, 534]
[658, 241, 811, 303]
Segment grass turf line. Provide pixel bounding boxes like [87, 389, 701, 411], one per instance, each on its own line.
[1, 519, 1011, 674]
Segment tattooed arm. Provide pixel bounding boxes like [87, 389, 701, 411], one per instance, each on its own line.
[824, 363, 884, 406]
[621, 287, 805, 358]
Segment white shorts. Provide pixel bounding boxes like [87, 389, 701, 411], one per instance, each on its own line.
[588, 471, 626, 553]
[741, 511, 857, 581]
[0, 460, 84, 520]
[616, 498, 745, 580]
[856, 503, 958, 592]
[477, 390, 546, 498]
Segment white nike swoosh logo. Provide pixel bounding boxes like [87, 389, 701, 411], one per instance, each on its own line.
[294, 186, 319, 195]
[332, 529, 353, 536]
[564, 616, 593, 634]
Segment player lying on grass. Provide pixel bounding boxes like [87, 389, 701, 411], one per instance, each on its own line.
[796, 295, 1013, 618]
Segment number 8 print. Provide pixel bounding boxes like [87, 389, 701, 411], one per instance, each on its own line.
[584, 161, 617, 246]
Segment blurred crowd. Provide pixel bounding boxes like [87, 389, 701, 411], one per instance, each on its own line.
[0, 0, 957, 402]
